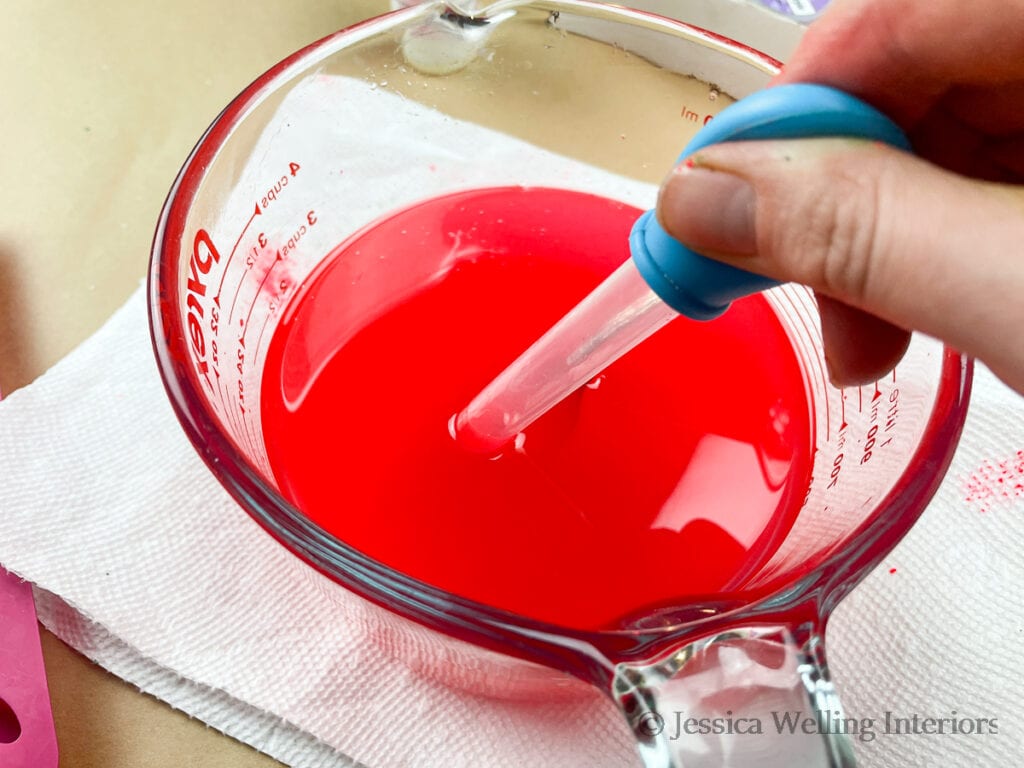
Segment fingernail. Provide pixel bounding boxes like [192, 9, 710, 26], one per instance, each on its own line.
[657, 160, 757, 256]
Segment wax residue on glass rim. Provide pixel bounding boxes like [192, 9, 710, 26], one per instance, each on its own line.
[260, 187, 814, 631]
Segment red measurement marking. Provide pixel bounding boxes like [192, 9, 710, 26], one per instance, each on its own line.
[825, 390, 831, 442]
[229, 246, 283, 327]
[214, 201, 263, 308]
[964, 449, 1024, 513]
[220, 377, 260, 457]
[198, 366, 214, 395]
[220, 384, 254, 455]
[186, 229, 221, 391]
[872, 381, 882, 402]
[240, 421, 259, 460]
[241, 251, 283, 343]
[253, 311, 274, 361]
[239, 408, 261, 456]
[839, 392, 848, 431]
[216, 376, 232, 420]
[888, 567, 897, 574]
[679, 106, 713, 124]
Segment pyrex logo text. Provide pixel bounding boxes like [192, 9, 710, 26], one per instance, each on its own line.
[185, 228, 221, 388]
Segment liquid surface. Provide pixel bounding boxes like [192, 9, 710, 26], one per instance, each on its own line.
[261, 187, 813, 630]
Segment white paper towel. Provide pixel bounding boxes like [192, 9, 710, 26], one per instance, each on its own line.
[2, 83, 1024, 768]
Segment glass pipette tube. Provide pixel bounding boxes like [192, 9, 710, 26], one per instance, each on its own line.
[452, 84, 913, 456]
[452, 258, 677, 455]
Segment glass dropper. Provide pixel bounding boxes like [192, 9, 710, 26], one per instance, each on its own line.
[451, 85, 912, 455]
[452, 258, 677, 455]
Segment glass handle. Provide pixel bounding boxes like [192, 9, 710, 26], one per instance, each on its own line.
[611, 624, 856, 768]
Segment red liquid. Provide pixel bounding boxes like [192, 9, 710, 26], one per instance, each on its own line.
[261, 187, 813, 631]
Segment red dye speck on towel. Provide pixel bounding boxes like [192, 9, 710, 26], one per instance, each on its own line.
[964, 450, 1024, 513]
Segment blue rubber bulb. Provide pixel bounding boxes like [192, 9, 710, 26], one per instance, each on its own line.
[630, 83, 911, 320]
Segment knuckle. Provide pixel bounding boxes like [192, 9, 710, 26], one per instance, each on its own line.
[768, 158, 889, 303]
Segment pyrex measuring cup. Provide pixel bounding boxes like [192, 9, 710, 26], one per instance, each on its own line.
[148, 2, 972, 766]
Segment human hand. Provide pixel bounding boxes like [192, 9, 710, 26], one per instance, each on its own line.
[656, 0, 1024, 393]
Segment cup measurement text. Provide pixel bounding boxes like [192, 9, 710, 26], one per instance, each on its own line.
[185, 229, 221, 392]
[186, 159, 316, 435]
[827, 377, 900, 490]
[680, 106, 714, 125]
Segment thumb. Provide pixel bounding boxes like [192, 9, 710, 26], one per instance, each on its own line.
[656, 138, 1024, 393]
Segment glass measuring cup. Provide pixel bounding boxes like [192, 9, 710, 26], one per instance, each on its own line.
[148, 2, 972, 766]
